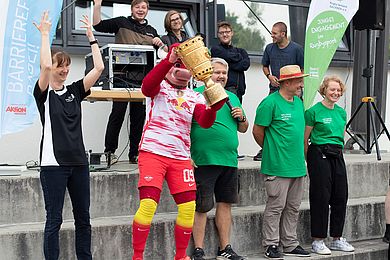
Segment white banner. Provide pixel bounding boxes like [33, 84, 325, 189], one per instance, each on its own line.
[0, 0, 63, 138]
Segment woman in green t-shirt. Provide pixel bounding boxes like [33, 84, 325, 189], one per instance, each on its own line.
[304, 76, 355, 255]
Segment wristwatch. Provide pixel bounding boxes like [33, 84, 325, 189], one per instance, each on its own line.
[89, 39, 98, 45]
[239, 116, 247, 123]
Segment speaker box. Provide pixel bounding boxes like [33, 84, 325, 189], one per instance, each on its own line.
[353, 0, 385, 30]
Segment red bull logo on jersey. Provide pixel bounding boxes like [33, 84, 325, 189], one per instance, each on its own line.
[167, 97, 192, 113]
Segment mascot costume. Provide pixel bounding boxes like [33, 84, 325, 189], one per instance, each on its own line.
[132, 43, 226, 260]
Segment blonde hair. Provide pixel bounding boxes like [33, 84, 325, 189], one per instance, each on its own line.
[319, 76, 346, 96]
[131, 0, 149, 9]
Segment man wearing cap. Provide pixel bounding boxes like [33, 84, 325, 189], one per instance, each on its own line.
[253, 65, 310, 259]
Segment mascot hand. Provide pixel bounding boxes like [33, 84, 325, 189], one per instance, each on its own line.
[210, 98, 227, 111]
[166, 43, 180, 64]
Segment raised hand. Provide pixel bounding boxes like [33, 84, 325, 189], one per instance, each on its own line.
[33, 11, 51, 35]
[80, 15, 94, 40]
[93, 0, 102, 6]
[166, 43, 180, 63]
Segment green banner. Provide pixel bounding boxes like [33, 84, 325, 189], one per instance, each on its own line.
[303, 0, 359, 109]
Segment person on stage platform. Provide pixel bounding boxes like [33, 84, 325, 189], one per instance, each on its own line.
[131, 44, 226, 260]
[304, 76, 354, 255]
[190, 57, 248, 260]
[253, 65, 310, 259]
[93, 0, 164, 164]
[161, 10, 189, 49]
[210, 21, 250, 104]
[33, 11, 104, 260]
[254, 21, 304, 161]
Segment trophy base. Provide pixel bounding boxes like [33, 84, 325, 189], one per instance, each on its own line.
[203, 83, 228, 106]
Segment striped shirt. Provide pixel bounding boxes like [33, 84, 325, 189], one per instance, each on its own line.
[139, 80, 206, 159]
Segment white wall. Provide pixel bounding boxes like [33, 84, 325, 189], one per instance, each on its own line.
[0, 55, 389, 165]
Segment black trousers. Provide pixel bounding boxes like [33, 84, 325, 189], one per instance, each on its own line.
[104, 101, 145, 158]
[40, 166, 91, 260]
[306, 144, 348, 238]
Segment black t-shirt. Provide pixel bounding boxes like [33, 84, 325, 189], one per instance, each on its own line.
[34, 79, 90, 166]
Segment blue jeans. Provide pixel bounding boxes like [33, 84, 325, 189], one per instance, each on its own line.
[40, 165, 92, 260]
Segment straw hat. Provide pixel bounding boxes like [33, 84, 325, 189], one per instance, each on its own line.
[278, 65, 309, 82]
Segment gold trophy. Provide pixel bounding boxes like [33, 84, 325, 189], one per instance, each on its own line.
[175, 36, 228, 106]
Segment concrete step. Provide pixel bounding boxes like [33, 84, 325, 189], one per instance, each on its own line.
[1, 157, 389, 224]
[0, 196, 385, 260]
[245, 239, 388, 260]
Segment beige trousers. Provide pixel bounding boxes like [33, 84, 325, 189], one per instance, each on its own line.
[261, 175, 305, 252]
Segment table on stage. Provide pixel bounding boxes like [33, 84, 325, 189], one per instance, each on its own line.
[86, 88, 145, 102]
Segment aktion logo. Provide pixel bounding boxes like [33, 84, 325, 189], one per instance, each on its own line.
[5, 105, 27, 115]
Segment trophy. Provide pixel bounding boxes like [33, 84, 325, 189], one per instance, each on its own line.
[175, 36, 228, 106]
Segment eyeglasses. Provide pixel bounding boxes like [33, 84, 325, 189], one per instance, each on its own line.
[218, 30, 232, 35]
[171, 17, 181, 23]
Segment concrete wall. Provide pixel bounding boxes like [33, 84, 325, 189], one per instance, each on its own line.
[0, 55, 389, 164]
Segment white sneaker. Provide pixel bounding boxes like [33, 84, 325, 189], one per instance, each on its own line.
[329, 238, 355, 252]
[311, 240, 331, 255]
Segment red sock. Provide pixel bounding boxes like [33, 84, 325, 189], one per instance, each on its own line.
[174, 225, 192, 259]
[132, 222, 151, 260]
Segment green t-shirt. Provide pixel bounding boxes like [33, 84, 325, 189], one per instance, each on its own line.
[190, 86, 243, 167]
[304, 102, 347, 147]
[254, 92, 306, 177]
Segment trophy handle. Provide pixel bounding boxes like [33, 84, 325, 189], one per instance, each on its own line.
[205, 48, 211, 59]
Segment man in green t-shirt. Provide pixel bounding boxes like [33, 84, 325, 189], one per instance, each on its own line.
[190, 58, 248, 260]
[253, 65, 310, 259]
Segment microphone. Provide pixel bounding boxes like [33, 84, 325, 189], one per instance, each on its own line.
[225, 99, 239, 122]
[226, 99, 234, 111]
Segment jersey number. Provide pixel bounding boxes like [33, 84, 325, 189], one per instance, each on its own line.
[183, 169, 194, 183]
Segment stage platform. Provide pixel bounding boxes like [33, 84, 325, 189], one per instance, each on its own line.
[0, 153, 389, 259]
[86, 88, 145, 102]
[86, 151, 390, 173]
